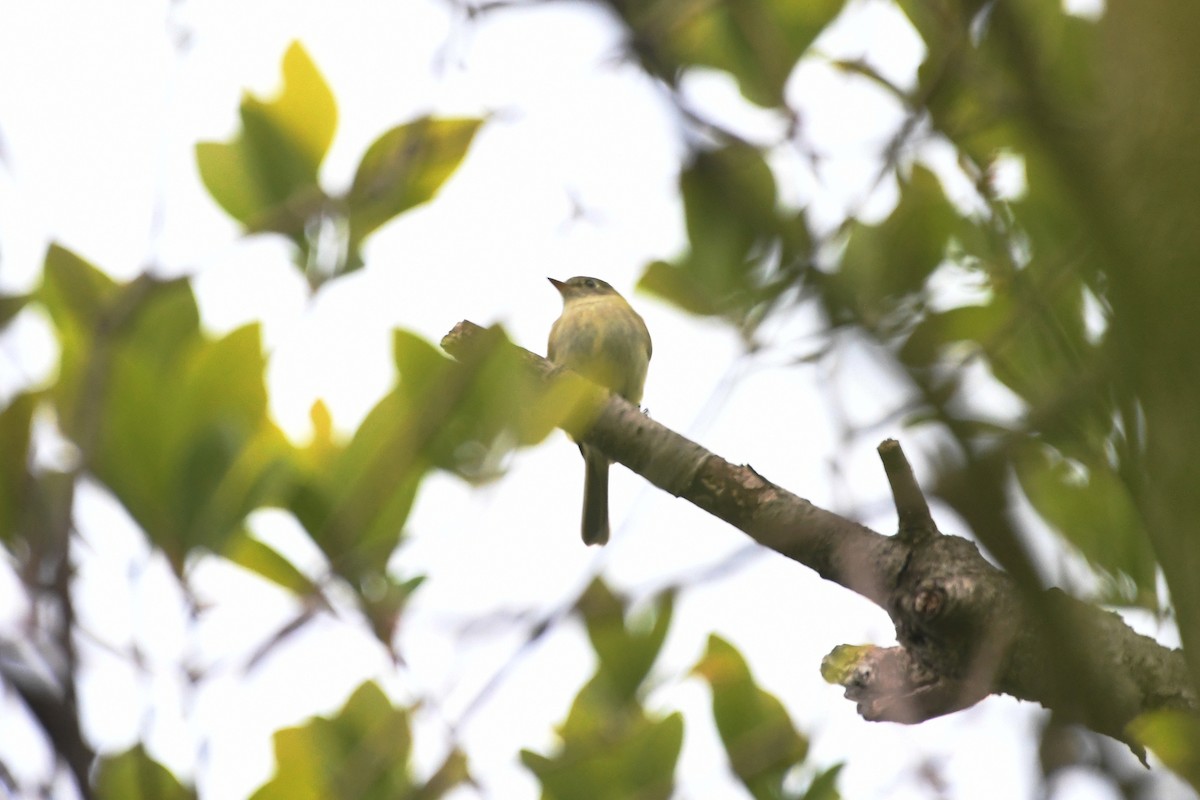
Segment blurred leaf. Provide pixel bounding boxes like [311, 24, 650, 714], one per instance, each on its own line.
[694, 634, 808, 799]
[262, 41, 338, 173]
[1128, 710, 1200, 792]
[0, 393, 34, 543]
[0, 292, 28, 329]
[42, 258, 293, 569]
[900, 299, 1011, 368]
[521, 711, 683, 800]
[1015, 442, 1155, 605]
[360, 573, 426, 649]
[641, 144, 806, 326]
[577, 579, 674, 705]
[36, 244, 118, 428]
[38, 243, 119, 330]
[522, 580, 681, 799]
[800, 763, 843, 800]
[615, 0, 844, 107]
[395, 325, 566, 471]
[110, 323, 288, 567]
[415, 748, 471, 800]
[833, 166, 960, 323]
[286, 327, 550, 619]
[250, 682, 446, 800]
[306, 399, 337, 460]
[225, 532, 320, 596]
[94, 744, 195, 800]
[288, 389, 421, 593]
[196, 42, 335, 246]
[346, 116, 481, 263]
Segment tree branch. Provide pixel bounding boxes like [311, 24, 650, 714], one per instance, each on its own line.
[441, 320, 1196, 746]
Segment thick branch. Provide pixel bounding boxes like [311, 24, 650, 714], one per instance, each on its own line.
[442, 321, 903, 604]
[441, 320, 1197, 742]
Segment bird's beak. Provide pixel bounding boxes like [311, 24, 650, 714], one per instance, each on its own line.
[548, 277, 566, 294]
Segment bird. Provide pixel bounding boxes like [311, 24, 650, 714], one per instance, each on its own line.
[547, 276, 652, 545]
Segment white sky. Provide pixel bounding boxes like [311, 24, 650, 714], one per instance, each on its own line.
[0, 1, 1188, 799]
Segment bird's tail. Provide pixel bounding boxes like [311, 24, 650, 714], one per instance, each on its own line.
[581, 445, 610, 546]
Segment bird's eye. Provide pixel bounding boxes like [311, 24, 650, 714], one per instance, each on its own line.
[585, 279, 596, 288]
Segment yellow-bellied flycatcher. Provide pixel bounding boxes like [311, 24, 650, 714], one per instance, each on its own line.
[547, 276, 652, 546]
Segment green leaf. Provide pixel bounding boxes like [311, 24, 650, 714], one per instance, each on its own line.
[285, 326, 573, 638]
[94, 744, 195, 800]
[38, 243, 119, 332]
[834, 166, 960, 322]
[55, 274, 291, 569]
[1015, 441, 1155, 605]
[0, 393, 35, 543]
[577, 579, 674, 705]
[616, 0, 845, 107]
[900, 300, 1011, 368]
[522, 581, 681, 800]
[1128, 710, 1200, 792]
[288, 390, 421, 595]
[196, 41, 335, 238]
[288, 329, 484, 596]
[800, 763, 844, 800]
[694, 634, 808, 799]
[250, 682, 434, 800]
[36, 244, 118, 427]
[224, 532, 320, 596]
[640, 144, 798, 325]
[521, 711, 683, 800]
[346, 116, 481, 258]
[285, 334, 443, 589]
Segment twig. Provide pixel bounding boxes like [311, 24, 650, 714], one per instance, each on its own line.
[877, 439, 938, 543]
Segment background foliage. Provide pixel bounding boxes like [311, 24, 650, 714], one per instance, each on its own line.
[2, 0, 1199, 797]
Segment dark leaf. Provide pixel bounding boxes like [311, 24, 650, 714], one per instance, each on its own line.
[0, 292, 28, 329]
[0, 393, 34, 543]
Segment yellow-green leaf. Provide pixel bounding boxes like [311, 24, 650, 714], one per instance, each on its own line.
[95, 745, 194, 800]
[346, 117, 481, 253]
[694, 634, 808, 798]
[224, 532, 319, 597]
[196, 41, 336, 232]
[250, 682, 419, 800]
[1129, 710, 1200, 792]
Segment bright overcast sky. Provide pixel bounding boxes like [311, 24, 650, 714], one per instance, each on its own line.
[0, 1, 1180, 798]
